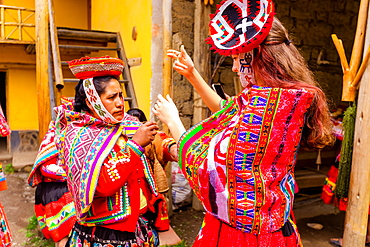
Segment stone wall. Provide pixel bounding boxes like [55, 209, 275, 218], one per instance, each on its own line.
[171, 0, 360, 128]
[172, 0, 195, 129]
[275, 0, 360, 106]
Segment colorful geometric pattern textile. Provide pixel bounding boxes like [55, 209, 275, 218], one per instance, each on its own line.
[0, 163, 6, 191]
[193, 212, 302, 247]
[55, 108, 157, 223]
[28, 121, 62, 187]
[68, 56, 124, 80]
[178, 85, 313, 234]
[0, 202, 12, 247]
[28, 99, 74, 187]
[206, 0, 275, 55]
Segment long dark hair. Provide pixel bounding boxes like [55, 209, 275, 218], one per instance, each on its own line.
[253, 17, 335, 149]
[73, 76, 118, 113]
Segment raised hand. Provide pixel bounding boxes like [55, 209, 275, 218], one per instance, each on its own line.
[152, 94, 186, 142]
[167, 45, 195, 78]
[152, 94, 180, 126]
[132, 121, 159, 147]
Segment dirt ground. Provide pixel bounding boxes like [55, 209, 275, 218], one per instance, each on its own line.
[1, 170, 347, 247]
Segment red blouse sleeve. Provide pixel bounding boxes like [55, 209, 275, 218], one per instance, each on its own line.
[154, 132, 177, 165]
[95, 139, 145, 197]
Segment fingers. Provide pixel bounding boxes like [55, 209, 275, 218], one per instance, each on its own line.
[166, 94, 173, 103]
[180, 45, 187, 57]
[143, 121, 159, 130]
[157, 94, 166, 102]
[173, 60, 188, 70]
[167, 49, 181, 59]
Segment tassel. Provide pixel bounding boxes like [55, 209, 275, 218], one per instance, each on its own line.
[335, 103, 357, 199]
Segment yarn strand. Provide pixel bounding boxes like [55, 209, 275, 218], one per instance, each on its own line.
[335, 103, 357, 199]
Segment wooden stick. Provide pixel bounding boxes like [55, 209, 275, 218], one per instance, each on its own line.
[349, 0, 369, 71]
[35, 0, 51, 142]
[48, 0, 63, 106]
[331, 34, 349, 72]
[352, 45, 370, 88]
[162, 0, 172, 98]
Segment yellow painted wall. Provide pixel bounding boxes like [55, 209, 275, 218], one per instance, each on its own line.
[4, 0, 89, 28]
[2, 0, 89, 130]
[91, 0, 152, 118]
[7, 69, 38, 130]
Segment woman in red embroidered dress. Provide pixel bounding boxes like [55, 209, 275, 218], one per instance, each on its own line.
[51, 56, 165, 247]
[153, 1, 334, 246]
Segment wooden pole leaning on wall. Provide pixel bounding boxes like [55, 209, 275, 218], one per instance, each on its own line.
[48, 0, 63, 106]
[341, 1, 370, 246]
[35, 0, 51, 143]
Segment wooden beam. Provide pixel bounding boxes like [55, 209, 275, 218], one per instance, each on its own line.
[192, 0, 211, 211]
[57, 28, 117, 42]
[48, 0, 63, 105]
[35, 0, 51, 142]
[342, 4, 370, 247]
[162, 0, 172, 98]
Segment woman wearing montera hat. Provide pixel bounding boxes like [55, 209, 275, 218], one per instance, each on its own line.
[153, 0, 334, 246]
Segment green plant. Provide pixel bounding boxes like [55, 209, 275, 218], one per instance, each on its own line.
[23, 215, 54, 247]
[4, 164, 15, 174]
[163, 241, 189, 247]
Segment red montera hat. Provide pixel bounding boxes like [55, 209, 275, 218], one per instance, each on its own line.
[68, 56, 124, 79]
[206, 0, 275, 55]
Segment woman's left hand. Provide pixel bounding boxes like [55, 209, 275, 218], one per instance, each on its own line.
[153, 94, 186, 143]
[152, 94, 180, 126]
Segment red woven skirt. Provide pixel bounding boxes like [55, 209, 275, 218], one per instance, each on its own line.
[193, 212, 302, 247]
[35, 182, 77, 242]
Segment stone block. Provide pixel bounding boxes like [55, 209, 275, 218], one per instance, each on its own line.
[173, 80, 193, 102]
[12, 151, 37, 170]
[309, 0, 332, 12]
[177, 101, 194, 116]
[316, 11, 329, 22]
[275, 2, 291, 17]
[291, 6, 314, 20]
[328, 11, 355, 27]
[172, 1, 194, 34]
[346, 0, 360, 13]
[332, 0, 346, 12]
[304, 22, 333, 47]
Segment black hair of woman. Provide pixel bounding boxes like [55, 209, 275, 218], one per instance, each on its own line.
[127, 108, 148, 123]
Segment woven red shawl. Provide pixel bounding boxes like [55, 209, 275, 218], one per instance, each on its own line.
[178, 85, 313, 234]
